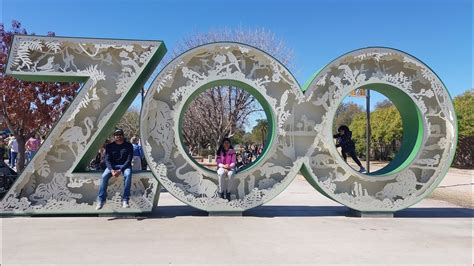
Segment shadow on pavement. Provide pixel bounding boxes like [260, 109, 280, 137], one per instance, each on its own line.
[244, 205, 350, 217]
[138, 205, 474, 219]
[17, 205, 471, 220]
[395, 207, 474, 218]
[247, 206, 474, 218]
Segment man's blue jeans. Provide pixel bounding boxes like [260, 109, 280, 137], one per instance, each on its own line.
[10, 151, 17, 167]
[97, 165, 132, 203]
[26, 150, 36, 163]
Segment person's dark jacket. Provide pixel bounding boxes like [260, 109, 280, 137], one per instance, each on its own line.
[0, 146, 5, 160]
[105, 141, 133, 171]
[333, 130, 356, 152]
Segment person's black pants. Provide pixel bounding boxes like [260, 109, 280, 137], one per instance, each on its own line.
[342, 149, 362, 168]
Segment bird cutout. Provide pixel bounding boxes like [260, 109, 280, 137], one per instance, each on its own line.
[225, 51, 242, 73]
[36, 56, 55, 71]
[58, 116, 95, 159]
[311, 91, 330, 111]
[338, 65, 366, 86]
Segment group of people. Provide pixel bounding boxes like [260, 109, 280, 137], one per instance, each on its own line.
[214, 125, 366, 201]
[0, 129, 143, 210]
[235, 143, 263, 169]
[2, 126, 364, 209]
[215, 140, 264, 200]
[0, 134, 44, 169]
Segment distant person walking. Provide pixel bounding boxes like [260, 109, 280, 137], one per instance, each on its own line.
[242, 145, 252, 165]
[130, 136, 143, 171]
[8, 136, 18, 168]
[25, 134, 40, 163]
[0, 138, 6, 163]
[333, 125, 366, 173]
[5, 134, 13, 166]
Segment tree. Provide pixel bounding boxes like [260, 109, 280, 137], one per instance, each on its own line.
[454, 89, 474, 137]
[349, 113, 367, 157]
[452, 89, 474, 168]
[0, 20, 79, 172]
[182, 86, 264, 153]
[374, 99, 394, 109]
[350, 103, 402, 161]
[333, 101, 364, 131]
[230, 128, 246, 148]
[251, 119, 268, 146]
[177, 27, 294, 155]
[116, 107, 140, 139]
[370, 105, 403, 161]
[161, 27, 294, 69]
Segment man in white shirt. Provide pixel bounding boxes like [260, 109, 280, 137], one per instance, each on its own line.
[8, 136, 18, 168]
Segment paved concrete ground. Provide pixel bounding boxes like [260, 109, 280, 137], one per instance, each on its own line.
[1, 169, 473, 265]
[350, 161, 473, 208]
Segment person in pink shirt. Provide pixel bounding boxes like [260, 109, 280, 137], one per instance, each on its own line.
[216, 138, 236, 201]
[25, 134, 40, 163]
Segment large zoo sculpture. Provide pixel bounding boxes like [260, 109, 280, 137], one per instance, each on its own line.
[0, 36, 457, 215]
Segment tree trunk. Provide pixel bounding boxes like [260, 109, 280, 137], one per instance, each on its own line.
[16, 135, 26, 173]
[261, 127, 266, 146]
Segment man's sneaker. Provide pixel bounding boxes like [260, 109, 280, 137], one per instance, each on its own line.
[359, 167, 366, 173]
[95, 201, 104, 210]
[122, 200, 130, 208]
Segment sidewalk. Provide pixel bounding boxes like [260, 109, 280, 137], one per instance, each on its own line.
[429, 167, 473, 208]
[348, 160, 473, 208]
[1, 170, 472, 265]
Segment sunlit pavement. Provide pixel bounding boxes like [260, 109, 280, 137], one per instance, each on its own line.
[1, 169, 472, 265]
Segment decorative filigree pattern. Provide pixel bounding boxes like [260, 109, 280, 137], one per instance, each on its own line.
[1, 37, 455, 215]
[304, 48, 456, 211]
[143, 45, 456, 213]
[141, 43, 303, 212]
[1, 36, 165, 215]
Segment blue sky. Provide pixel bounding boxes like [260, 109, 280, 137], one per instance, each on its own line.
[2, 0, 472, 112]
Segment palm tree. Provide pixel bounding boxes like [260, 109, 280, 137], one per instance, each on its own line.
[252, 119, 268, 146]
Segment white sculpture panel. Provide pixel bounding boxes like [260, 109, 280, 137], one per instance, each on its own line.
[0, 36, 165, 215]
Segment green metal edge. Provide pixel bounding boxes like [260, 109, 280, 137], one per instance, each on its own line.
[299, 46, 458, 213]
[75, 43, 167, 171]
[365, 83, 424, 176]
[392, 59, 459, 212]
[140, 41, 302, 213]
[177, 79, 276, 176]
[2, 36, 167, 215]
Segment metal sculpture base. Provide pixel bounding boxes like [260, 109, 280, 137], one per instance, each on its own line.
[349, 208, 394, 218]
[208, 211, 243, 217]
[98, 213, 141, 218]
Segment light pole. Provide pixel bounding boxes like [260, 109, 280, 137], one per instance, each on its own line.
[366, 89, 370, 173]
